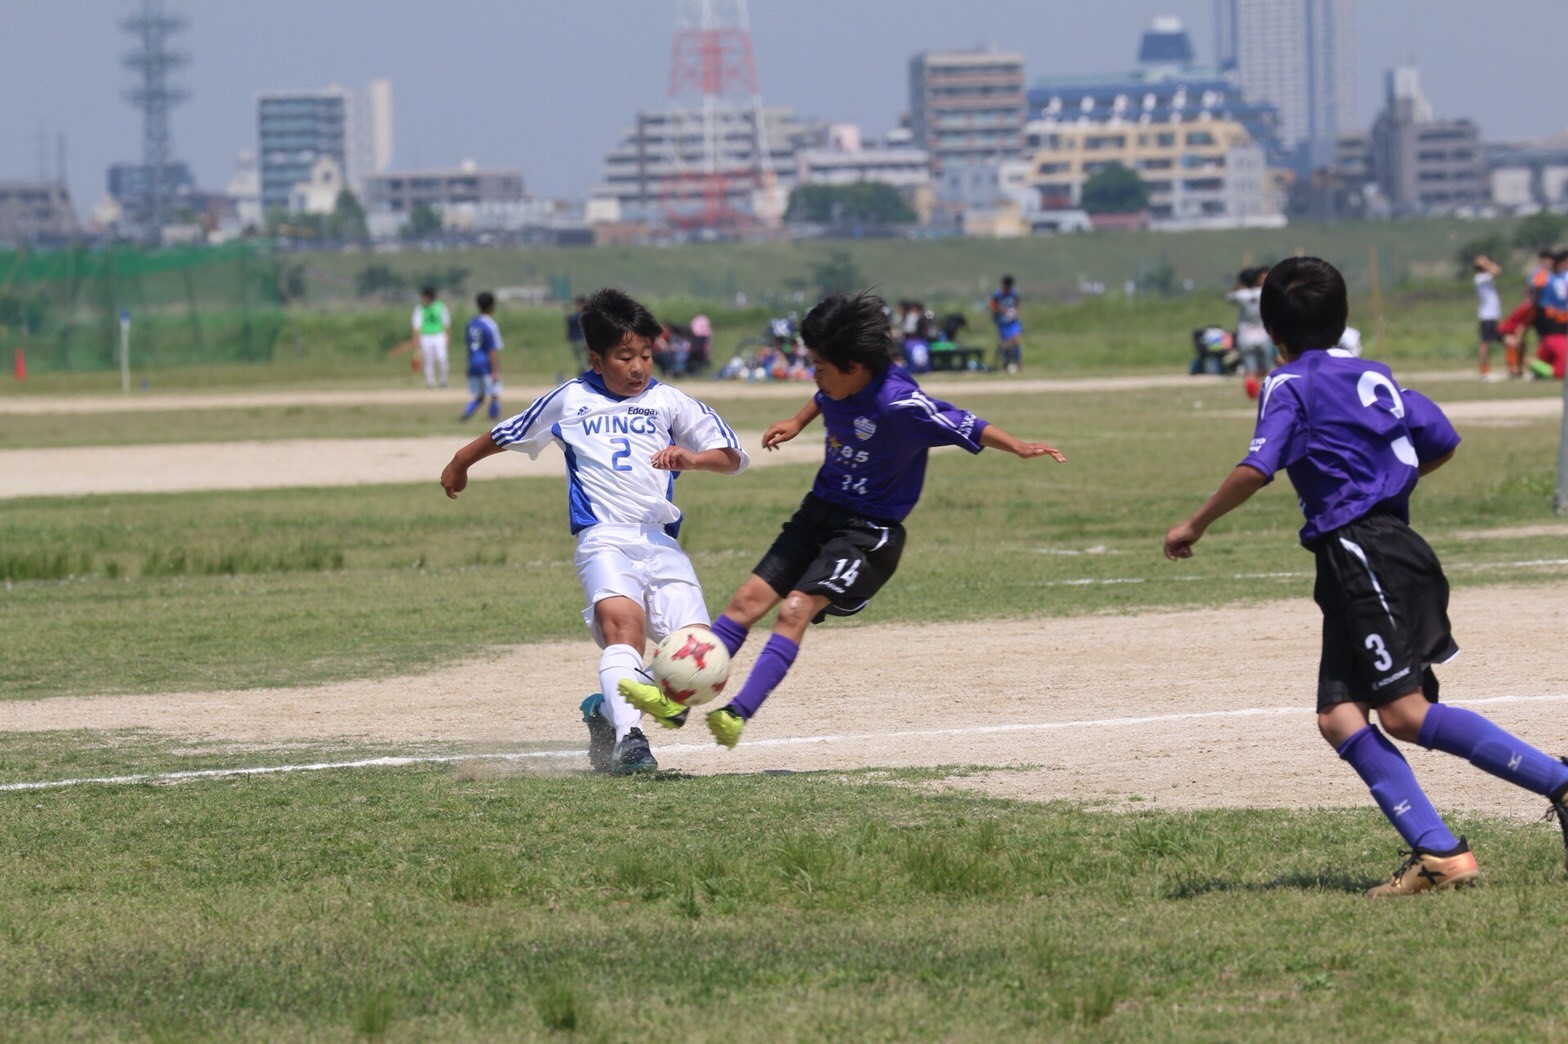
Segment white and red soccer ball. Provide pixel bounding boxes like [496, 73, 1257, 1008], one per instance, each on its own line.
[648, 625, 731, 707]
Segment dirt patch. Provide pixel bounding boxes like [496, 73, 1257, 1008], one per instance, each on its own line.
[5, 582, 1565, 818]
[0, 432, 821, 499]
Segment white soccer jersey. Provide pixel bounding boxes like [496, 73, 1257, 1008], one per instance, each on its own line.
[490, 373, 749, 533]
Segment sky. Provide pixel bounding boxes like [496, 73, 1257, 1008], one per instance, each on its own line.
[3, 0, 1565, 213]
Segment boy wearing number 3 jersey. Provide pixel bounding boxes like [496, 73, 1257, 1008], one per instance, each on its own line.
[620, 290, 1065, 748]
[1164, 257, 1568, 896]
[440, 289, 748, 775]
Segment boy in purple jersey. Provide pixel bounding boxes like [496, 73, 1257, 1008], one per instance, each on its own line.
[1165, 256, 1568, 896]
[619, 290, 1065, 747]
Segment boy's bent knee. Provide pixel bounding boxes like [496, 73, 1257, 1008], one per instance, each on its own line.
[594, 596, 647, 648]
[723, 575, 780, 626]
[773, 591, 830, 639]
[1318, 700, 1371, 748]
[1374, 690, 1430, 743]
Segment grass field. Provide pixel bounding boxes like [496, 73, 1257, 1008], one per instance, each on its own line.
[2, 281, 1492, 395]
[3, 281, 1568, 1038]
[6, 767, 1568, 1040]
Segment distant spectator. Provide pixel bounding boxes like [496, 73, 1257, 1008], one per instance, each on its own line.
[989, 276, 1023, 373]
[689, 313, 712, 375]
[460, 291, 503, 422]
[413, 286, 452, 390]
[1474, 255, 1503, 380]
[565, 296, 587, 373]
[1227, 266, 1269, 398]
[1531, 251, 1568, 379]
[940, 312, 968, 344]
[1191, 326, 1237, 375]
[1498, 249, 1552, 379]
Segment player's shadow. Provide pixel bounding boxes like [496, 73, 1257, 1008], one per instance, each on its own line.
[1162, 867, 1372, 898]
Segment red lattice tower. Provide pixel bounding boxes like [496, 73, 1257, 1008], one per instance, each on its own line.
[663, 0, 773, 231]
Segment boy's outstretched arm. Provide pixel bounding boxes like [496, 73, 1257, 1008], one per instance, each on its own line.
[441, 433, 506, 499]
[762, 400, 821, 451]
[650, 446, 745, 473]
[979, 424, 1067, 462]
[1163, 464, 1267, 559]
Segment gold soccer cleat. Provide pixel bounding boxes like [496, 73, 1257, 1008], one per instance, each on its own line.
[1366, 839, 1480, 898]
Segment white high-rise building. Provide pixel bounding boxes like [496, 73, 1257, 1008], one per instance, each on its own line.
[1215, 0, 1352, 169]
[256, 78, 393, 214]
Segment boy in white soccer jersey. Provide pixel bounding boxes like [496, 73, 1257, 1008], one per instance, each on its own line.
[439, 288, 749, 773]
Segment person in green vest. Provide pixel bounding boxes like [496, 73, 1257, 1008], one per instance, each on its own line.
[412, 286, 452, 389]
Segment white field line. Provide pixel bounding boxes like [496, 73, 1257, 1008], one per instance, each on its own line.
[4, 692, 1567, 795]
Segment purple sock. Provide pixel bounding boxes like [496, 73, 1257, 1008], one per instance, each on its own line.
[1338, 725, 1459, 853]
[710, 614, 749, 658]
[1417, 704, 1568, 798]
[725, 633, 798, 720]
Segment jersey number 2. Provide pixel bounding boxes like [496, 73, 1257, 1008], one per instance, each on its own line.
[611, 437, 632, 472]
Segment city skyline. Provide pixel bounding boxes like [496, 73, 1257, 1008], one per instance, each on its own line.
[2, 0, 1563, 215]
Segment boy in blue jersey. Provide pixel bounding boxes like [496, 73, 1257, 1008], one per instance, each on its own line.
[990, 275, 1023, 373]
[1164, 256, 1568, 896]
[440, 288, 749, 774]
[460, 291, 504, 422]
[619, 290, 1065, 748]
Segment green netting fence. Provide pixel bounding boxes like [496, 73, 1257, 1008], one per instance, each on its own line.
[0, 241, 284, 374]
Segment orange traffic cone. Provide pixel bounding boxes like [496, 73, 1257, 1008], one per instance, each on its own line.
[12, 347, 25, 381]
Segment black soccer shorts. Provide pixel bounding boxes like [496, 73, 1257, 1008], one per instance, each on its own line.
[752, 493, 906, 621]
[1312, 511, 1459, 711]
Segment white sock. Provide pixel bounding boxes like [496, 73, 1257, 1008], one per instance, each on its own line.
[598, 644, 646, 741]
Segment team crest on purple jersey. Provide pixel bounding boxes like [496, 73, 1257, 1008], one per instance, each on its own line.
[853, 416, 877, 441]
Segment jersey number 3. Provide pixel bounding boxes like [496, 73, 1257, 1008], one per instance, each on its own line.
[1356, 372, 1419, 468]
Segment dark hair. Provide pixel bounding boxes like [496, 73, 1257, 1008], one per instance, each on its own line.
[475, 291, 495, 312]
[799, 290, 895, 376]
[1001, 275, 1015, 288]
[1259, 257, 1347, 353]
[580, 288, 662, 354]
[420, 286, 436, 298]
[1540, 248, 1556, 259]
[1237, 267, 1256, 285]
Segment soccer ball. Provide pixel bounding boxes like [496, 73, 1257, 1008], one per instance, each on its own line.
[648, 625, 731, 707]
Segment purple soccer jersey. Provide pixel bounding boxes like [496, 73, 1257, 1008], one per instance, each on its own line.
[1240, 348, 1460, 546]
[809, 367, 988, 522]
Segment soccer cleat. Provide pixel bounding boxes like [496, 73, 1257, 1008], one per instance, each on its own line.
[707, 707, 745, 749]
[1546, 758, 1568, 872]
[1365, 838, 1480, 897]
[580, 693, 614, 774]
[617, 679, 689, 729]
[610, 727, 658, 774]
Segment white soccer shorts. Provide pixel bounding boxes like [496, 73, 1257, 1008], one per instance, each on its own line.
[419, 333, 449, 384]
[574, 523, 710, 647]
